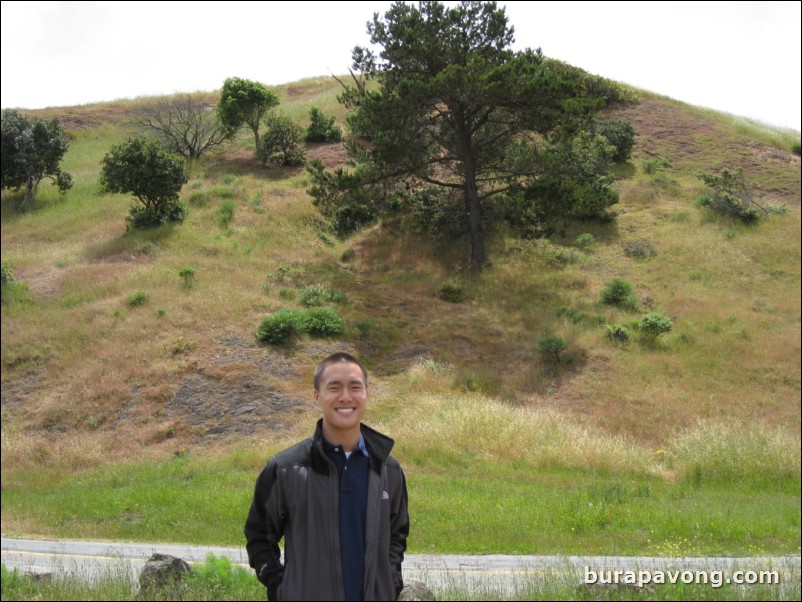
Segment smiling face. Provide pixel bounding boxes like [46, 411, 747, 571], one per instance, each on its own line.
[314, 361, 367, 449]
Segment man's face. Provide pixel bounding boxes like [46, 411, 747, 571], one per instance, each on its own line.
[314, 361, 367, 438]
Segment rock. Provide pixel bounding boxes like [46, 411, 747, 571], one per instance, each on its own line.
[398, 578, 435, 601]
[136, 553, 191, 597]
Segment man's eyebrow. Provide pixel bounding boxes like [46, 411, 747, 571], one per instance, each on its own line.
[325, 378, 365, 386]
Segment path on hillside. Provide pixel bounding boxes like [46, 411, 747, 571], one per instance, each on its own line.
[2, 537, 800, 596]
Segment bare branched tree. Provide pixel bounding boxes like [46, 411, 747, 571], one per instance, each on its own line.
[132, 93, 234, 158]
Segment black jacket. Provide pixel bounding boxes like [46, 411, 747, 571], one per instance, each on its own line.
[245, 420, 409, 601]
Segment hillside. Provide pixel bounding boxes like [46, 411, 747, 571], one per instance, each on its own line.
[1, 77, 800, 470]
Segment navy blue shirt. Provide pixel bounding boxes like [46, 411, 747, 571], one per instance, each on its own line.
[323, 435, 370, 602]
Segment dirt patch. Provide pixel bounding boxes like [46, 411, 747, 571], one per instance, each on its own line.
[306, 142, 350, 169]
[0, 369, 47, 408]
[165, 373, 305, 439]
[13, 266, 65, 301]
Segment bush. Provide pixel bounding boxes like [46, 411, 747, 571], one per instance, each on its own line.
[302, 307, 346, 337]
[305, 107, 342, 143]
[178, 267, 196, 288]
[257, 113, 306, 166]
[639, 311, 672, 340]
[575, 233, 596, 250]
[642, 157, 671, 174]
[623, 238, 657, 259]
[256, 308, 304, 344]
[607, 324, 630, 344]
[537, 335, 567, 363]
[438, 283, 465, 303]
[300, 285, 348, 307]
[595, 119, 636, 162]
[601, 278, 638, 310]
[218, 200, 235, 226]
[792, 141, 801, 156]
[1, 259, 15, 287]
[696, 168, 764, 224]
[127, 291, 149, 307]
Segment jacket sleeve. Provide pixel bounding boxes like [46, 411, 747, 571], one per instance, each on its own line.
[244, 458, 285, 600]
[389, 465, 410, 598]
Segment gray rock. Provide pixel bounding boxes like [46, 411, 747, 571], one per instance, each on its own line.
[137, 553, 191, 596]
[398, 578, 435, 601]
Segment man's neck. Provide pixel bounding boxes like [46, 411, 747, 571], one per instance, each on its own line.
[321, 422, 361, 452]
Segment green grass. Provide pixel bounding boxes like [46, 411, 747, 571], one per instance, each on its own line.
[2, 557, 799, 601]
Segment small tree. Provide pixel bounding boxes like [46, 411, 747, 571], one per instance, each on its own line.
[696, 168, 765, 224]
[133, 93, 235, 158]
[639, 312, 672, 341]
[217, 77, 279, 150]
[1, 109, 73, 210]
[100, 137, 188, 229]
[257, 113, 306, 167]
[305, 107, 342, 143]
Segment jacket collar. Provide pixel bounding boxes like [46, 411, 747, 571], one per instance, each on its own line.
[311, 418, 394, 475]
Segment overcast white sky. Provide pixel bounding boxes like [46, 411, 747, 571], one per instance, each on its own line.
[1, 1, 800, 130]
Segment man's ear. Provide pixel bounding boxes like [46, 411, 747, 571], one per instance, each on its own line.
[313, 389, 320, 405]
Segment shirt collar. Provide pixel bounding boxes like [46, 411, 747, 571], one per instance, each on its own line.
[322, 433, 370, 457]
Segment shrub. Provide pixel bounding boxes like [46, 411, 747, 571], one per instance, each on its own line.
[127, 291, 149, 307]
[601, 278, 638, 310]
[1, 259, 15, 287]
[575, 233, 596, 250]
[256, 308, 304, 344]
[305, 107, 343, 143]
[792, 141, 801, 156]
[218, 200, 235, 226]
[302, 307, 346, 337]
[642, 157, 671, 174]
[178, 267, 196, 288]
[537, 335, 567, 363]
[127, 199, 186, 229]
[696, 168, 764, 224]
[607, 324, 631, 344]
[257, 113, 306, 166]
[623, 238, 657, 259]
[300, 284, 348, 307]
[438, 283, 465, 303]
[639, 311, 673, 340]
[595, 119, 636, 162]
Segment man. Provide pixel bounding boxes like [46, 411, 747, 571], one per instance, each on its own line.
[245, 352, 409, 601]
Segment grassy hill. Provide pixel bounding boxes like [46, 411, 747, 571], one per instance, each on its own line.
[1, 77, 800, 556]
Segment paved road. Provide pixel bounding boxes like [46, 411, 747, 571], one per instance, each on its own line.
[2, 537, 800, 596]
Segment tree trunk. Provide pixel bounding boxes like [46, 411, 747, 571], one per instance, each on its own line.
[463, 160, 487, 271]
[18, 176, 38, 211]
[251, 123, 260, 151]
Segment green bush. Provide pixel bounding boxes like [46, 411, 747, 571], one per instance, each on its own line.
[639, 311, 673, 340]
[218, 200, 235, 226]
[575, 233, 596, 250]
[127, 291, 149, 307]
[537, 335, 567, 363]
[696, 168, 764, 224]
[178, 267, 196, 288]
[607, 324, 630, 344]
[642, 157, 671, 174]
[792, 141, 801, 156]
[305, 107, 343, 143]
[300, 284, 348, 307]
[438, 283, 465, 303]
[257, 113, 306, 167]
[1, 259, 15, 287]
[256, 308, 304, 344]
[595, 119, 636, 162]
[601, 278, 638, 310]
[302, 307, 346, 337]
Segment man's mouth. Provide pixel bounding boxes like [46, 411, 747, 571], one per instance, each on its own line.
[335, 408, 356, 415]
